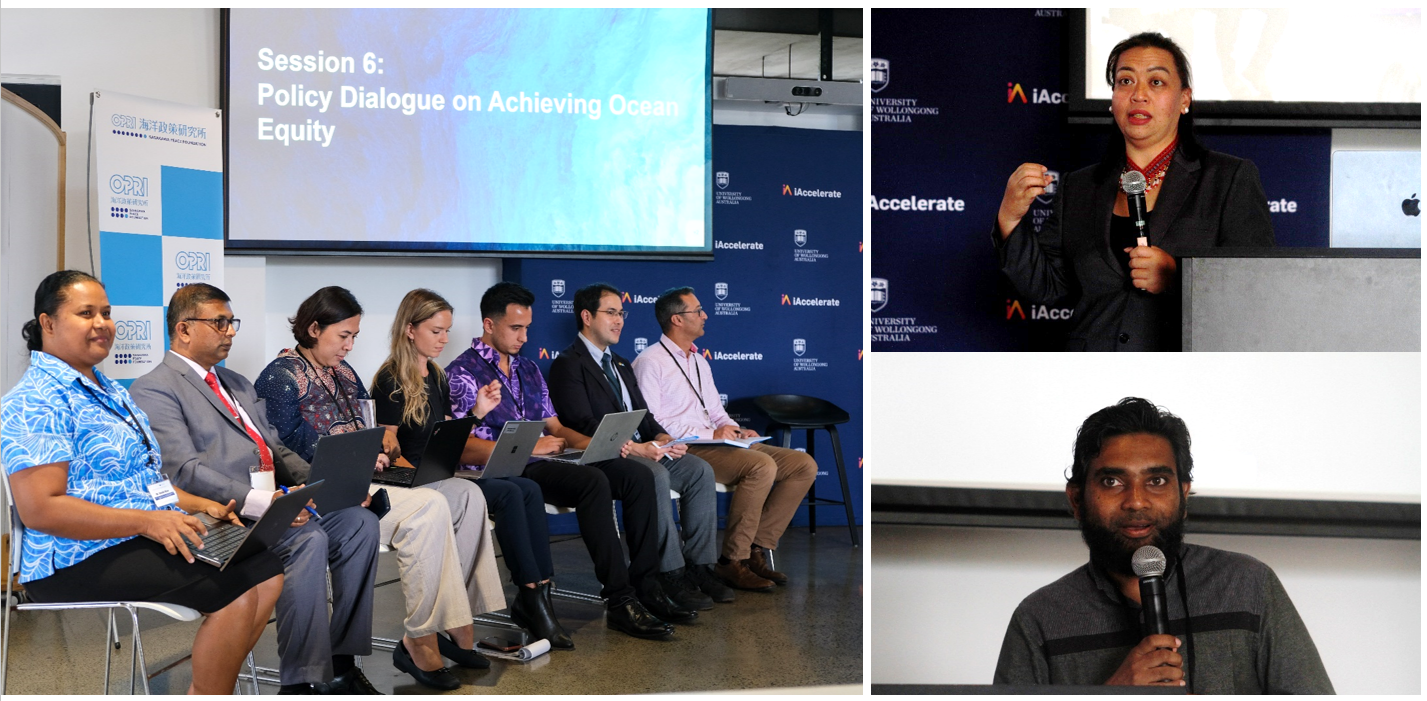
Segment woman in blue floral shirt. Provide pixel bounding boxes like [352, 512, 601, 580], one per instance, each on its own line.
[2, 271, 282, 694]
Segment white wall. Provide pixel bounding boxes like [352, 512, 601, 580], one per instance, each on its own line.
[871, 524, 1420, 694]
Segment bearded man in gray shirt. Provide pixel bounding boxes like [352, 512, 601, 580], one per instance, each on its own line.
[993, 397, 1334, 693]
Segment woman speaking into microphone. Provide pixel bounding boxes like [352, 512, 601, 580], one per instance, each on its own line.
[994, 32, 1274, 351]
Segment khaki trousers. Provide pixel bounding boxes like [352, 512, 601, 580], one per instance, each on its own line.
[375, 479, 505, 638]
[689, 442, 817, 561]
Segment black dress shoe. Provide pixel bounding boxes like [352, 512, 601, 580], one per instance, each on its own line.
[660, 569, 714, 611]
[315, 668, 383, 695]
[392, 639, 461, 691]
[638, 578, 698, 622]
[510, 582, 574, 649]
[605, 598, 674, 639]
[686, 563, 736, 603]
[278, 683, 318, 694]
[437, 633, 491, 669]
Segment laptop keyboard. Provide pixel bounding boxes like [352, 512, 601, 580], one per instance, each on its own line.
[373, 467, 417, 486]
[182, 521, 248, 564]
[546, 450, 584, 463]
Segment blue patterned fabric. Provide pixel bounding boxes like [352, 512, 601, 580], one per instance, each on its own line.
[2, 351, 178, 582]
[254, 348, 371, 463]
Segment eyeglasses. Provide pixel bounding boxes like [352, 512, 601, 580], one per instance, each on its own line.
[673, 307, 706, 317]
[184, 317, 241, 333]
[596, 309, 629, 319]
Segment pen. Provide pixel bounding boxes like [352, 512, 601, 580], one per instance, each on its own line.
[281, 485, 322, 521]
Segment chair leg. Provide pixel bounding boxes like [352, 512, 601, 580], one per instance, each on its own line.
[104, 610, 115, 693]
[806, 428, 818, 536]
[0, 571, 11, 696]
[246, 652, 260, 694]
[827, 425, 859, 546]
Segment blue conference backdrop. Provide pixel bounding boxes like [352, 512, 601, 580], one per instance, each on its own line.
[871, 9, 1332, 351]
[508, 124, 863, 536]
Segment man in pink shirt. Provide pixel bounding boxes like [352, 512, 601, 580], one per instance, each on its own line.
[631, 287, 816, 591]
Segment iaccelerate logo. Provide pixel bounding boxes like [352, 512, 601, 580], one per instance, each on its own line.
[781, 293, 841, 307]
[792, 338, 827, 372]
[715, 239, 763, 250]
[550, 279, 573, 315]
[782, 183, 843, 199]
[1007, 81, 1067, 104]
[869, 194, 966, 212]
[1006, 299, 1073, 321]
[622, 291, 657, 304]
[715, 171, 751, 206]
[537, 348, 561, 360]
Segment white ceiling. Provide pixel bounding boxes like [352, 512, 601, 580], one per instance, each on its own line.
[713, 30, 862, 83]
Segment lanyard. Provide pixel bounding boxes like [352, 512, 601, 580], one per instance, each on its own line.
[479, 352, 526, 417]
[77, 381, 158, 468]
[297, 349, 359, 425]
[659, 341, 706, 411]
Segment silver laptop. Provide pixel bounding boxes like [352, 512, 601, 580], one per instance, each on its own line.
[473, 420, 547, 479]
[542, 409, 646, 465]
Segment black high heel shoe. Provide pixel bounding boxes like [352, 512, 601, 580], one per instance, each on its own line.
[509, 582, 574, 649]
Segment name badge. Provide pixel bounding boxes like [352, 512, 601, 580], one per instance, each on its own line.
[146, 479, 179, 507]
[249, 468, 276, 491]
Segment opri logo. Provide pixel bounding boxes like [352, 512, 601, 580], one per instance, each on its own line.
[551, 279, 565, 298]
[175, 251, 210, 271]
[109, 174, 148, 197]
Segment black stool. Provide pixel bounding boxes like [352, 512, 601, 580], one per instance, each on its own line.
[753, 394, 859, 546]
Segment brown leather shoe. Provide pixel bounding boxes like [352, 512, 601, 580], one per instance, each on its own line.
[714, 559, 775, 592]
[747, 545, 788, 586]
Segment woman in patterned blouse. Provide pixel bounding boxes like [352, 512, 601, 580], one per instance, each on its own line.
[254, 286, 506, 689]
[2, 270, 282, 694]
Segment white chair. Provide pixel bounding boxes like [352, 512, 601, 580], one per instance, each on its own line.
[1, 473, 260, 694]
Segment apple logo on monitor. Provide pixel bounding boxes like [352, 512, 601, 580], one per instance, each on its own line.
[1403, 194, 1420, 217]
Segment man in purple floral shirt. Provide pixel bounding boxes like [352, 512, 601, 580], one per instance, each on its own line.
[446, 282, 694, 639]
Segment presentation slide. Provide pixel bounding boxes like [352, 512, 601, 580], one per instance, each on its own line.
[869, 353, 1421, 504]
[1085, 8, 1421, 103]
[225, 9, 711, 255]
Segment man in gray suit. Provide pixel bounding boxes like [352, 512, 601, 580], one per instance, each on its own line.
[131, 284, 382, 695]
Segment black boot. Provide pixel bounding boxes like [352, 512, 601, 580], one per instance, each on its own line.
[510, 582, 574, 650]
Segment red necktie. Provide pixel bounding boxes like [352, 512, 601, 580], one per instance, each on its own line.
[205, 371, 274, 470]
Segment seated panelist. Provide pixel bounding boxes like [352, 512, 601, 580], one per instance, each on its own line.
[2, 271, 283, 695]
[129, 284, 383, 695]
[994, 32, 1274, 351]
[253, 286, 506, 690]
[548, 283, 733, 610]
[372, 288, 574, 650]
[446, 282, 694, 638]
[632, 287, 817, 591]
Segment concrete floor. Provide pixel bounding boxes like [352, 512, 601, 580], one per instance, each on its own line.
[1, 526, 863, 694]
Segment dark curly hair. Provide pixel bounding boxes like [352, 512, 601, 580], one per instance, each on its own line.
[1068, 397, 1194, 489]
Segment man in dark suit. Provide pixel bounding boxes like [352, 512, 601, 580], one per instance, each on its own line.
[130, 284, 382, 695]
[548, 284, 735, 609]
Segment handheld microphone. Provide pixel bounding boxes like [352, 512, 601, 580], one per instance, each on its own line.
[1131, 545, 1170, 638]
[1120, 170, 1149, 247]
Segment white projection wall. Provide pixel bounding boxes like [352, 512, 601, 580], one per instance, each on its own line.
[869, 353, 1421, 503]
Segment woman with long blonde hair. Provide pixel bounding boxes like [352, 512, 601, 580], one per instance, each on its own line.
[373, 289, 572, 649]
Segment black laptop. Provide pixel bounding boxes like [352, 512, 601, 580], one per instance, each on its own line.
[306, 428, 386, 512]
[165, 481, 326, 570]
[371, 416, 478, 489]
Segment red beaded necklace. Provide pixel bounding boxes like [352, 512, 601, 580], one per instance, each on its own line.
[1124, 136, 1178, 191]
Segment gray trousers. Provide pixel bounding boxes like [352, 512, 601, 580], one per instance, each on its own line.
[628, 452, 717, 572]
[269, 505, 380, 685]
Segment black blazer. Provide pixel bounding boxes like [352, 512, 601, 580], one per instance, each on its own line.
[996, 148, 1274, 351]
[548, 337, 668, 441]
